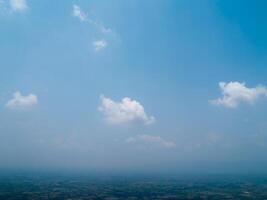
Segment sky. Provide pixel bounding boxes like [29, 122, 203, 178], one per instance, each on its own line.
[1, 0, 267, 174]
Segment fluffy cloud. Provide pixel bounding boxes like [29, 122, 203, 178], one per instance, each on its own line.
[210, 81, 267, 108]
[98, 95, 155, 125]
[72, 4, 87, 22]
[10, 0, 27, 12]
[93, 39, 107, 51]
[6, 91, 38, 108]
[126, 134, 176, 149]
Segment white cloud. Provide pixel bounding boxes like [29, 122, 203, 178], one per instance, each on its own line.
[126, 134, 175, 149]
[210, 81, 267, 108]
[10, 0, 27, 12]
[6, 91, 38, 108]
[72, 4, 114, 35]
[98, 95, 155, 125]
[72, 4, 87, 22]
[93, 39, 107, 51]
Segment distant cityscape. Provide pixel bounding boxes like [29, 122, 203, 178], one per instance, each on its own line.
[0, 174, 267, 199]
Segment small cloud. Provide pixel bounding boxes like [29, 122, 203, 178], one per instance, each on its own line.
[98, 95, 155, 125]
[97, 22, 113, 35]
[72, 4, 114, 35]
[6, 91, 38, 108]
[126, 134, 175, 149]
[93, 39, 107, 51]
[72, 4, 87, 22]
[9, 0, 27, 12]
[210, 81, 267, 108]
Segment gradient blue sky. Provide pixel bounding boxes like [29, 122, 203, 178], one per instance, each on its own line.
[1, 0, 267, 173]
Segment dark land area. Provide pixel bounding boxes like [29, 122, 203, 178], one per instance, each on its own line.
[0, 172, 267, 199]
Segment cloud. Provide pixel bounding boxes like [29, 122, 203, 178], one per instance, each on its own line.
[6, 91, 38, 108]
[72, 4, 87, 22]
[93, 39, 107, 51]
[126, 134, 176, 149]
[210, 81, 267, 108]
[98, 95, 155, 125]
[72, 4, 113, 35]
[9, 0, 27, 12]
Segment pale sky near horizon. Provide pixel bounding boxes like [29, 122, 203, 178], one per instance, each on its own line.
[1, 0, 267, 173]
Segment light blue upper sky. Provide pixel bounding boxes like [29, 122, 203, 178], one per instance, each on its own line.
[1, 0, 267, 173]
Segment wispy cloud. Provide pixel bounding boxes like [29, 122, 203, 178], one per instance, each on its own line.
[10, 0, 27, 12]
[93, 39, 107, 51]
[72, 4, 118, 51]
[72, 4, 87, 22]
[72, 4, 112, 33]
[98, 95, 155, 125]
[126, 134, 176, 149]
[210, 81, 267, 108]
[6, 91, 38, 109]
[0, 0, 28, 13]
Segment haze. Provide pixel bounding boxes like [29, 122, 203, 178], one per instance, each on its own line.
[1, 0, 267, 174]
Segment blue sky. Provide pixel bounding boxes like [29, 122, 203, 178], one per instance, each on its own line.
[1, 0, 267, 173]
